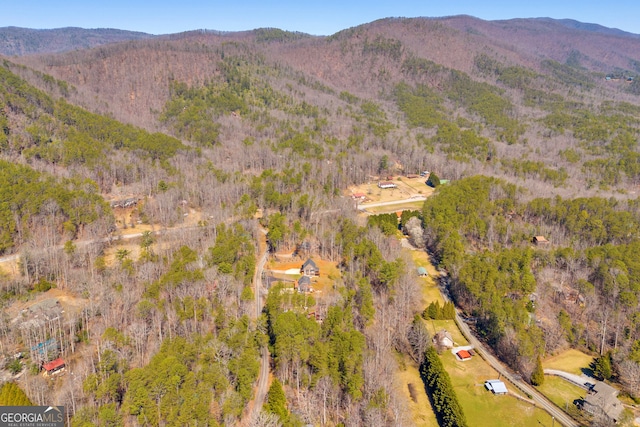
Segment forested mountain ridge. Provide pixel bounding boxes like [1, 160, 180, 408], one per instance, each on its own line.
[1, 15, 640, 427]
[9, 15, 640, 196]
[0, 27, 154, 56]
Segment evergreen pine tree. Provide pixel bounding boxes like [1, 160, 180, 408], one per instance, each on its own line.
[264, 378, 288, 422]
[0, 383, 33, 406]
[531, 356, 545, 386]
[427, 172, 441, 188]
[424, 301, 442, 319]
[593, 352, 613, 381]
[443, 301, 456, 319]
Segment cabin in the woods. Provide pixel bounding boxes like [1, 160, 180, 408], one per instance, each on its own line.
[43, 358, 65, 377]
[297, 276, 311, 293]
[532, 235, 550, 246]
[301, 259, 319, 276]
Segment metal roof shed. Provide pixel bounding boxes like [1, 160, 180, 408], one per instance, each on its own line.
[485, 380, 508, 394]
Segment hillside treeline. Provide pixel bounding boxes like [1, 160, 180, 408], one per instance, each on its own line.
[1, 16, 640, 427]
[421, 175, 640, 388]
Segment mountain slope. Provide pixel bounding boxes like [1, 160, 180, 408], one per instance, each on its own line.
[9, 16, 639, 197]
[0, 26, 154, 56]
[3, 16, 640, 426]
[13, 16, 640, 125]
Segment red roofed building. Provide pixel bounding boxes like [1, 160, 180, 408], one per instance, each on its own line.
[456, 350, 472, 361]
[43, 358, 65, 375]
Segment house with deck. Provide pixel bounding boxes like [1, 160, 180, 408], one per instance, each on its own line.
[301, 259, 319, 276]
[43, 358, 65, 377]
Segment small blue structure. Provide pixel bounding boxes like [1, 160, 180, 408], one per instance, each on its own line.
[32, 338, 57, 356]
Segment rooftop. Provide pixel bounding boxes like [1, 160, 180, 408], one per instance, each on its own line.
[456, 349, 472, 360]
[43, 358, 65, 372]
[584, 381, 623, 421]
[485, 379, 508, 394]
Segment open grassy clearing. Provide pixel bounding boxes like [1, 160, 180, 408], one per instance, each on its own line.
[348, 177, 431, 204]
[400, 178, 436, 194]
[440, 349, 556, 427]
[396, 357, 438, 427]
[428, 319, 466, 345]
[406, 249, 445, 306]
[363, 201, 425, 214]
[267, 256, 341, 296]
[420, 308, 556, 425]
[544, 349, 595, 376]
[536, 376, 585, 414]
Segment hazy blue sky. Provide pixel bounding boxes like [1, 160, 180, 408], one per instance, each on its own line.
[3, 0, 640, 36]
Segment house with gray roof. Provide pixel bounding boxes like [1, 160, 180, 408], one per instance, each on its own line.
[582, 381, 623, 423]
[297, 276, 311, 293]
[300, 259, 319, 276]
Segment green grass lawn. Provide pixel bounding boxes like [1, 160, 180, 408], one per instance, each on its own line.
[439, 351, 556, 427]
[544, 349, 595, 376]
[428, 319, 466, 345]
[536, 375, 585, 409]
[407, 250, 445, 306]
[406, 244, 558, 426]
[536, 376, 589, 425]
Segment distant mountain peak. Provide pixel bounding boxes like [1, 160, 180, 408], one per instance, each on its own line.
[534, 17, 640, 39]
[0, 27, 154, 56]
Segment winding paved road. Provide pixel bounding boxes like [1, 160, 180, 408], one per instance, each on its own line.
[405, 233, 580, 427]
[452, 302, 579, 426]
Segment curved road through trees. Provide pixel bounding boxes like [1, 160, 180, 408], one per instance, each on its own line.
[450, 298, 579, 427]
[404, 234, 580, 427]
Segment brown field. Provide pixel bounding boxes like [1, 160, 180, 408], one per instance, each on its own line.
[6, 288, 88, 321]
[348, 176, 434, 204]
[365, 201, 425, 214]
[396, 357, 439, 427]
[267, 255, 341, 297]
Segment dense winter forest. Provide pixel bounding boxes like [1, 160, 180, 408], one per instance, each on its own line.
[1, 15, 640, 427]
